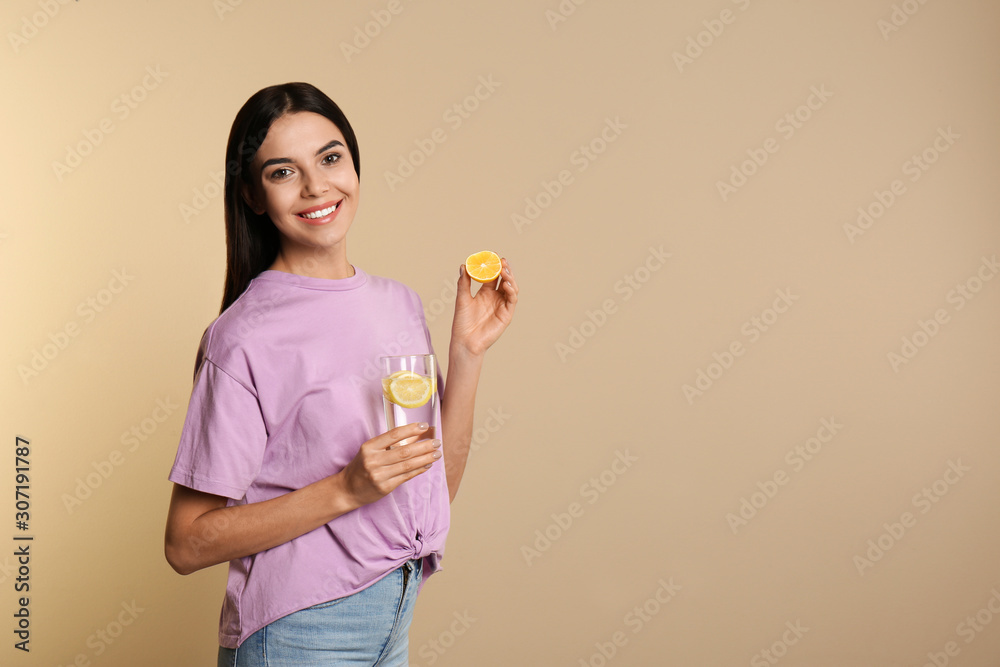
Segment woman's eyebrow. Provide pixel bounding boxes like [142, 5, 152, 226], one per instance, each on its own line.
[315, 139, 344, 155]
[260, 140, 345, 171]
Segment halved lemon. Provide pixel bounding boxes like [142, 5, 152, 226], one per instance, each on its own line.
[465, 250, 502, 283]
[386, 372, 433, 409]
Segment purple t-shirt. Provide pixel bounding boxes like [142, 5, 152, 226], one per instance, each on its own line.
[168, 266, 449, 649]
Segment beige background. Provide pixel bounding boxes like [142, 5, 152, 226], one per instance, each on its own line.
[2, 0, 999, 665]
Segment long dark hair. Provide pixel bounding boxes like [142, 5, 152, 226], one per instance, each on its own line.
[219, 82, 361, 313]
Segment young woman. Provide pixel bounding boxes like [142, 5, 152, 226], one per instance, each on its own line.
[164, 82, 517, 666]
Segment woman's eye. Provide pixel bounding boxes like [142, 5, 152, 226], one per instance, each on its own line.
[323, 153, 341, 165]
[270, 168, 291, 180]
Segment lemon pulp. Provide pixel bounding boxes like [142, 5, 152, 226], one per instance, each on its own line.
[384, 371, 433, 409]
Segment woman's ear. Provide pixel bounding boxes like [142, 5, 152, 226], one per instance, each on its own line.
[241, 182, 264, 215]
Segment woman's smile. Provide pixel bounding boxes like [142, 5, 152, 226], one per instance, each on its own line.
[296, 199, 342, 224]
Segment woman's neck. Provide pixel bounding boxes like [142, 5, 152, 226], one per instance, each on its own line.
[268, 247, 355, 280]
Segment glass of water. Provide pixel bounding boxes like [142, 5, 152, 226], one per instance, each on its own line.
[379, 354, 438, 447]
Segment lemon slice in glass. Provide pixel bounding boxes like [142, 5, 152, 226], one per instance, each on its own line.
[382, 370, 409, 399]
[386, 372, 433, 408]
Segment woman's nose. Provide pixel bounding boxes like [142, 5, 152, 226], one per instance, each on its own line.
[301, 168, 329, 196]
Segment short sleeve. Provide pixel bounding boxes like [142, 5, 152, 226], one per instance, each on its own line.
[168, 357, 268, 500]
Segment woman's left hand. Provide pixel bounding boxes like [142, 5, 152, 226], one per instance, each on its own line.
[450, 257, 518, 357]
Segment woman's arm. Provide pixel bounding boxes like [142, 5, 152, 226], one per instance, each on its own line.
[165, 476, 352, 575]
[164, 422, 440, 574]
[439, 345, 484, 504]
[441, 258, 518, 503]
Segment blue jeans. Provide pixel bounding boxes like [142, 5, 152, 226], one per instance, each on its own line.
[218, 558, 422, 667]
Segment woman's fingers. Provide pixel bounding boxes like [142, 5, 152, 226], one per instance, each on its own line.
[379, 423, 431, 449]
[360, 444, 438, 497]
[358, 427, 441, 489]
[496, 258, 517, 306]
[386, 438, 442, 475]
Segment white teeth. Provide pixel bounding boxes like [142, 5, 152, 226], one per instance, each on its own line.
[301, 202, 338, 219]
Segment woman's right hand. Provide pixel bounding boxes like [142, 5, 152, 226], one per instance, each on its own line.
[338, 423, 442, 508]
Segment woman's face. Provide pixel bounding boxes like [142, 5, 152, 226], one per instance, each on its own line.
[244, 111, 359, 263]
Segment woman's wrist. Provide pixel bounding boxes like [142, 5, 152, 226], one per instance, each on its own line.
[324, 471, 362, 519]
[448, 339, 486, 366]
